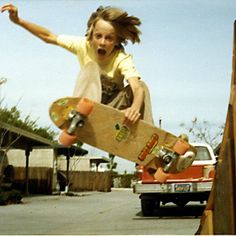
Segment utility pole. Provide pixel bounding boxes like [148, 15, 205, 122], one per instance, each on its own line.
[159, 116, 162, 128]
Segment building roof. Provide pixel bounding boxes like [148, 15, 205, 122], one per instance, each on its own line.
[0, 121, 87, 155]
[0, 121, 53, 149]
[89, 156, 110, 165]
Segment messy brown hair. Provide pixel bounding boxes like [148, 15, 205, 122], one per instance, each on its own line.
[86, 6, 141, 48]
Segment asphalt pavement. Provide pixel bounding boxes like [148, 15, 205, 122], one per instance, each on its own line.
[0, 188, 201, 235]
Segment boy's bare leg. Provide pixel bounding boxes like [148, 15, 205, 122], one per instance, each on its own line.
[73, 62, 102, 103]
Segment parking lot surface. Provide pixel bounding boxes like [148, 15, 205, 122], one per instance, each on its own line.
[0, 189, 201, 235]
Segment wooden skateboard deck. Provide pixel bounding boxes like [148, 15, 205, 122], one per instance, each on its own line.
[49, 97, 196, 176]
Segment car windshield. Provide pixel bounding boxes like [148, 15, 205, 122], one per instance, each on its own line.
[194, 146, 212, 161]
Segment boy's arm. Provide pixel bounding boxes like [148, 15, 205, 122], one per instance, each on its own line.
[1, 4, 58, 44]
[124, 77, 145, 125]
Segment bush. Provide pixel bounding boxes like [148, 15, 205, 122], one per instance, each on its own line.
[112, 172, 137, 188]
[0, 189, 22, 205]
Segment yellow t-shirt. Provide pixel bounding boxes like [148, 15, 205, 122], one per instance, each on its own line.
[57, 35, 140, 90]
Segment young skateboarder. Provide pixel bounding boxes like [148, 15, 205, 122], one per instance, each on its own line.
[1, 4, 154, 125]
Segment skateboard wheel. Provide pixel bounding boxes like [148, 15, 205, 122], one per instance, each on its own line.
[76, 98, 94, 116]
[176, 151, 195, 171]
[173, 139, 190, 155]
[59, 130, 77, 147]
[153, 167, 170, 183]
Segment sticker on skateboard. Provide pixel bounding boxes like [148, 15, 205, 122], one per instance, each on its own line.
[115, 124, 130, 142]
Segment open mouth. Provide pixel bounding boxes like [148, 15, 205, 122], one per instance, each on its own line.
[97, 48, 106, 56]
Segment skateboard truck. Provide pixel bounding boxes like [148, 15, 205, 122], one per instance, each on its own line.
[67, 110, 85, 134]
[56, 98, 94, 147]
[157, 147, 178, 173]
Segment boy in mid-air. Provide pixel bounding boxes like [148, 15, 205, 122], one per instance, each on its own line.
[1, 4, 154, 125]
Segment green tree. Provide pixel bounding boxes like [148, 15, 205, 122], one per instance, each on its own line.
[0, 104, 57, 141]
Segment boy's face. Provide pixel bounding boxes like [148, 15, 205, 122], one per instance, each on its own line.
[90, 19, 118, 61]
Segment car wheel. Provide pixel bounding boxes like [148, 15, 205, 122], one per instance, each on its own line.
[141, 199, 158, 216]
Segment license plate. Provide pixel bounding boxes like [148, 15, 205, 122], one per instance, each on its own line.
[174, 183, 192, 193]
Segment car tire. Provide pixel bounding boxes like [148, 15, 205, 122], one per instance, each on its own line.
[141, 199, 159, 216]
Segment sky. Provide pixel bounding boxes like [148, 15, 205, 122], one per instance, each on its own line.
[1, 0, 236, 173]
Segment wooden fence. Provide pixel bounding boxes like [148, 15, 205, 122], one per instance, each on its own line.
[196, 21, 236, 235]
[65, 171, 112, 192]
[13, 167, 53, 194]
[12, 167, 112, 194]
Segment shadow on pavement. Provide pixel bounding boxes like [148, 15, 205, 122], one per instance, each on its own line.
[135, 204, 205, 219]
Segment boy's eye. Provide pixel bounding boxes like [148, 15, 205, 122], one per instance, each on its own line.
[106, 36, 114, 41]
[95, 34, 102, 39]
[93, 33, 116, 43]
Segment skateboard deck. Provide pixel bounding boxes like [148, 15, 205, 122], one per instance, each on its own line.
[49, 97, 196, 178]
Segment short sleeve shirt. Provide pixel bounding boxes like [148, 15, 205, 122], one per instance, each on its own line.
[57, 35, 140, 89]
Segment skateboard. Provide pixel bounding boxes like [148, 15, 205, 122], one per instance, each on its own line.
[49, 97, 197, 181]
[49, 62, 196, 182]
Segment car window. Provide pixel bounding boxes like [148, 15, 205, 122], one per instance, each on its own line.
[194, 146, 212, 161]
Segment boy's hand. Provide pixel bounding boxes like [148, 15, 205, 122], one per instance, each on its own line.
[122, 107, 141, 126]
[1, 4, 19, 23]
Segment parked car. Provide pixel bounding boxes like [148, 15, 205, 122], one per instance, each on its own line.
[133, 143, 216, 216]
